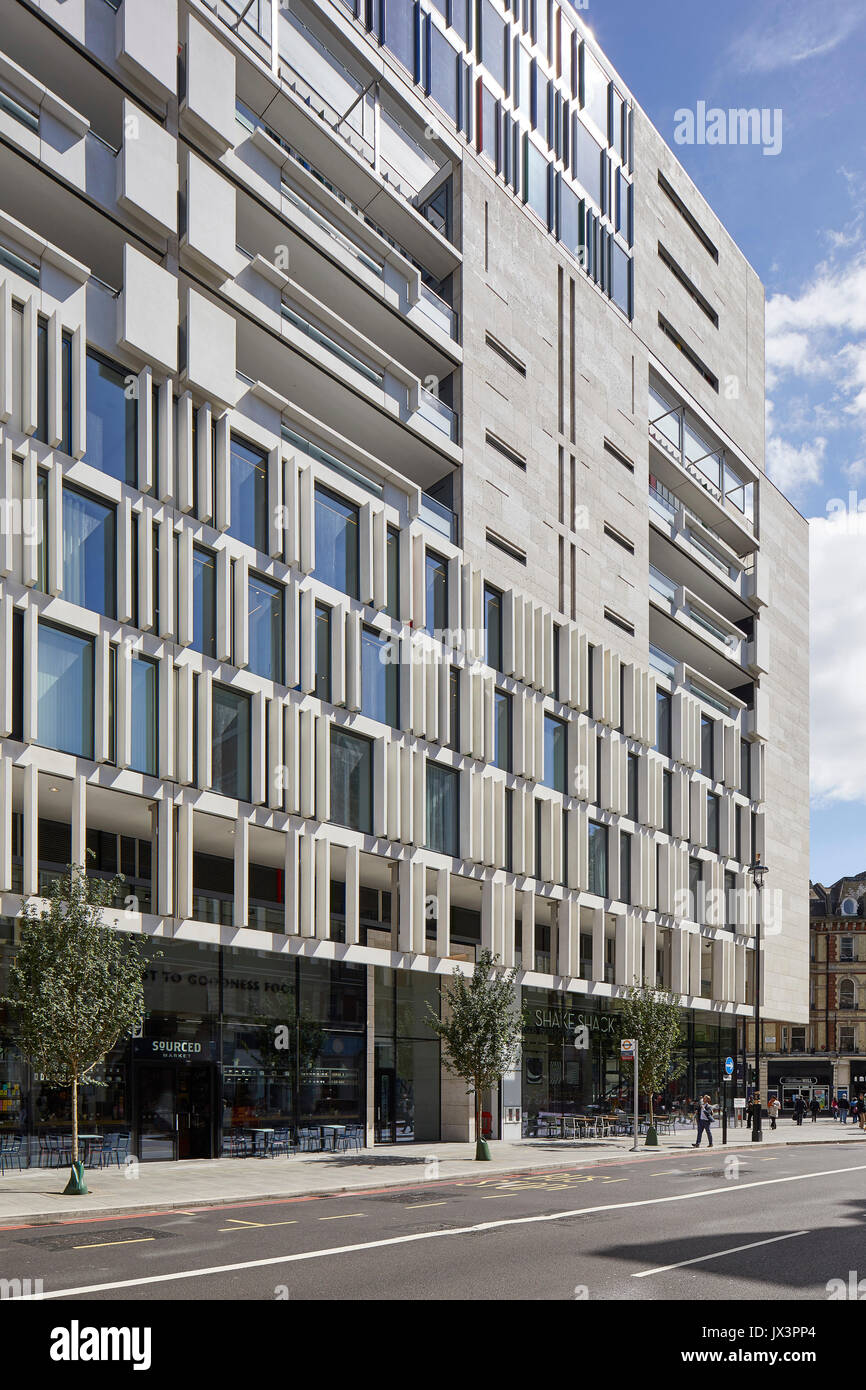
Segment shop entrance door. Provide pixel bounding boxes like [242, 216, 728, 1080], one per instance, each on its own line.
[375, 1067, 396, 1144]
[136, 1064, 216, 1161]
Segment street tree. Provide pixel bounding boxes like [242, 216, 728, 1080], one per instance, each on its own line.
[619, 981, 686, 1146]
[427, 949, 525, 1160]
[2, 861, 150, 1194]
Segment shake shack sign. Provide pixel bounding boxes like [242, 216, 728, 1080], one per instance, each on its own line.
[532, 1009, 618, 1036]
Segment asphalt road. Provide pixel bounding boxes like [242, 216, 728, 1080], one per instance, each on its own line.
[3, 1144, 865, 1301]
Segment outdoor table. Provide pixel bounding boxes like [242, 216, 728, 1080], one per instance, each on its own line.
[319, 1124, 345, 1151]
[250, 1128, 275, 1157]
[78, 1135, 101, 1167]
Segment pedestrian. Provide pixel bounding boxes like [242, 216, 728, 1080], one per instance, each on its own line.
[860, 1095, 866, 1131]
[767, 1095, 780, 1130]
[850, 1096, 858, 1127]
[810, 1096, 820, 1123]
[693, 1094, 714, 1148]
[840, 1094, 850, 1124]
[832, 1096, 839, 1122]
[793, 1093, 806, 1126]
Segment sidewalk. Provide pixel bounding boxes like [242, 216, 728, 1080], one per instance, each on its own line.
[1, 1118, 861, 1225]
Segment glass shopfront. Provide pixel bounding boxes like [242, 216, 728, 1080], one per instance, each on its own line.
[374, 968, 441, 1143]
[0, 929, 367, 1163]
[520, 987, 737, 1134]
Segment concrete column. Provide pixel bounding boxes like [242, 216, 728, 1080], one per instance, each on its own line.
[345, 842, 360, 945]
[298, 832, 314, 936]
[233, 812, 248, 928]
[156, 795, 172, 916]
[590, 904, 605, 982]
[176, 801, 193, 920]
[71, 772, 87, 871]
[435, 865, 450, 958]
[283, 825, 299, 935]
[314, 835, 330, 940]
[519, 886, 534, 967]
[22, 762, 38, 896]
[0, 757, 11, 891]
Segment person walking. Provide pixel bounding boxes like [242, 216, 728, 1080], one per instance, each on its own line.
[849, 1096, 858, 1127]
[859, 1095, 866, 1131]
[768, 1095, 780, 1130]
[831, 1096, 839, 1122]
[693, 1094, 714, 1148]
[810, 1096, 821, 1123]
[840, 1094, 850, 1124]
[793, 1093, 806, 1126]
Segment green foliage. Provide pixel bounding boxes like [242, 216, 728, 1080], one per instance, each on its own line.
[427, 949, 526, 1098]
[2, 863, 150, 1088]
[619, 981, 686, 1126]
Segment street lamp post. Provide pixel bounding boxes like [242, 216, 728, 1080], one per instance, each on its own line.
[749, 854, 768, 1142]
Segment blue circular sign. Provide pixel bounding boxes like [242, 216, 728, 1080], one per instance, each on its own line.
[724, 1056, 734, 1077]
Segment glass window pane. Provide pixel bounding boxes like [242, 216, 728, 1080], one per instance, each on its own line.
[384, 0, 416, 74]
[192, 547, 216, 658]
[524, 135, 549, 224]
[386, 526, 400, 618]
[315, 603, 331, 701]
[330, 729, 373, 832]
[212, 685, 251, 800]
[493, 689, 511, 772]
[543, 714, 566, 792]
[63, 487, 116, 618]
[588, 820, 607, 896]
[701, 715, 715, 779]
[573, 116, 603, 207]
[248, 574, 283, 681]
[37, 624, 94, 759]
[85, 351, 137, 484]
[430, 25, 459, 123]
[361, 626, 399, 727]
[10, 303, 23, 433]
[130, 656, 157, 775]
[425, 551, 448, 636]
[314, 485, 359, 599]
[229, 436, 268, 553]
[426, 762, 458, 855]
[36, 317, 48, 444]
[484, 584, 502, 670]
[655, 689, 672, 756]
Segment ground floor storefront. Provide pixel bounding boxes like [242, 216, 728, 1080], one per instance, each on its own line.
[515, 987, 737, 1136]
[0, 930, 444, 1161]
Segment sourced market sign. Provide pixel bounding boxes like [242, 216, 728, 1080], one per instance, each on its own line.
[133, 1038, 217, 1061]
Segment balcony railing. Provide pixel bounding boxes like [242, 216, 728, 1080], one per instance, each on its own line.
[281, 304, 384, 387]
[282, 183, 384, 279]
[419, 493, 457, 542]
[418, 387, 458, 442]
[649, 395, 755, 528]
[417, 283, 458, 339]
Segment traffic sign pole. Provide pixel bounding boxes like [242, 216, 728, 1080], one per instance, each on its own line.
[722, 1056, 733, 1145]
[632, 1041, 639, 1152]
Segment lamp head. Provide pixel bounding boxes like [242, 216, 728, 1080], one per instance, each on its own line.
[749, 853, 768, 889]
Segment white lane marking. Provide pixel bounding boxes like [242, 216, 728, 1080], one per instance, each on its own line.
[22, 1161, 866, 1300]
[634, 1230, 808, 1278]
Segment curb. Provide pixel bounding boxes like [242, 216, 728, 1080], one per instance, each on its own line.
[5, 1134, 865, 1227]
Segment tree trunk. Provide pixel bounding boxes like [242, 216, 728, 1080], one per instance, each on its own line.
[72, 1075, 79, 1168]
[475, 1088, 481, 1146]
[648, 1089, 654, 1130]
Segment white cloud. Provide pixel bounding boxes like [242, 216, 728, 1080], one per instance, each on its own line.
[766, 435, 826, 496]
[810, 517, 866, 804]
[728, 0, 866, 74]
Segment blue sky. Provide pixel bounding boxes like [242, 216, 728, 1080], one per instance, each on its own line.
[582, 0, 866, 885]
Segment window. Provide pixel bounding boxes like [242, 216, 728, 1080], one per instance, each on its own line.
[60, 330, 73, 456]
[662, 768, 673, 834]
[579, 930, 592, 979]
[840, 979, 856, 1011]
[840, 936, 855, 963]
[523, 136, 550, 225]
[35, 470, 48, 594]
[627, 752, 638, 820]
[504, 785, 513, 872]
[620, 830, 631, 904]
[477, 0, 506, 88]
[192, 547, 216, 658]
[384, 0, 416, 73]
[587, 820, 607, 897]
[484, 583, 503, 670]
[385, 525, 400, 619]
[427, 761, 459, 856]
[493, 689, 512, 772]
[700, 715, 715, 779]
[37, 624, 94, 759]
[706, 792, 720, 852]
[655, 688, 672, 756]
[725, 870, 736, 930]
[85, 350, 137, 484]
[586, 643, 595, 716]
[36, 316, 48, 445]
[313, 485, 359, 599]
[361, 625, 399, 727]
[740, 739, 751, 797]
[248, 574, 283, 682]
[229, 436, 268, 553]
[130, 655, 157, 775]
[212, 685, 251, 800]
[735, 804, 743, 863]
[425, 549, 449, 636]
[331, 729, 373, 833]
[448, 666, 460, 751]
[315, 603, 332, 702]
[543, 714, 567, 792]
[63, 487, 116, 618]
[840, 1026, 855, 1052]
[689, 856, 703, 922]
[429, 24, 460, 123]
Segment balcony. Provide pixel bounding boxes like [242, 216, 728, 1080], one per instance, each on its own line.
[419, 492, 457, 543]
[648, 392, 758, 553]
[417, 387, 458, 443]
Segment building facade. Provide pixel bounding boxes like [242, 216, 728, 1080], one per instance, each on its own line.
[0, 0, 808, 1158]
[747, 876, 866, 1113]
